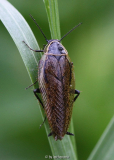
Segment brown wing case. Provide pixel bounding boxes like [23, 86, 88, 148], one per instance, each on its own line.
[38, 54, 75, 140]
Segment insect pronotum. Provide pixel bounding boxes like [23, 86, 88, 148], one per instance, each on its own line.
[23, 14, 82, 141]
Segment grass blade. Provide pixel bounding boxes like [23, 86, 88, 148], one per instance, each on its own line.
[88, 116, 114, 160]
[43, 0, 61, 40]
[43, 0, 78, 159]
[0, 0, 78, 159]
[0, 0, 41, 85]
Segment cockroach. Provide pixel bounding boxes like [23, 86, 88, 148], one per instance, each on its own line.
[23, 14, 82, 141]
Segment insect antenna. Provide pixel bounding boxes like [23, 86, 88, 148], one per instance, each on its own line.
[59, 22, 82, 42]
[29, 14, 48, 42]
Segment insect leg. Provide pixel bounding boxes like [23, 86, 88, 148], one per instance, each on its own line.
[25, 80, 37, 90]
[48, 132, 53, 137]
[33, 88, 44, 108]
[23, 41, 43, 52]
[39, 116, 46, 129]
[34, 89, 46, 127]
[74, 90, 80, 102]
[66, 132, 74, 136]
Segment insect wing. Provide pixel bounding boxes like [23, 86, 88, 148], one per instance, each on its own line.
[59, 55, 75, 133]
[38, 53, 75, 140]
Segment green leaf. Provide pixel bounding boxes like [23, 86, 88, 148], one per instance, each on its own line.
[43, 0, 61, 40]
[87, 116, 114, 160]
[0, 0, 41, 85]
[43, 0, 78, 159]
[0, 0, 78, 159]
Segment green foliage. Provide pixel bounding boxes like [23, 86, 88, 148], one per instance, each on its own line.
[43, 0, 61, 40]
[0, 0, 77, 159]
[88, 116, 114, 160]
[0, 0, 113, 160]
[0, 0, 41, 84]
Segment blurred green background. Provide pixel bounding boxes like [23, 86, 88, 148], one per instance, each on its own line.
[0, 0, 114, 160]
